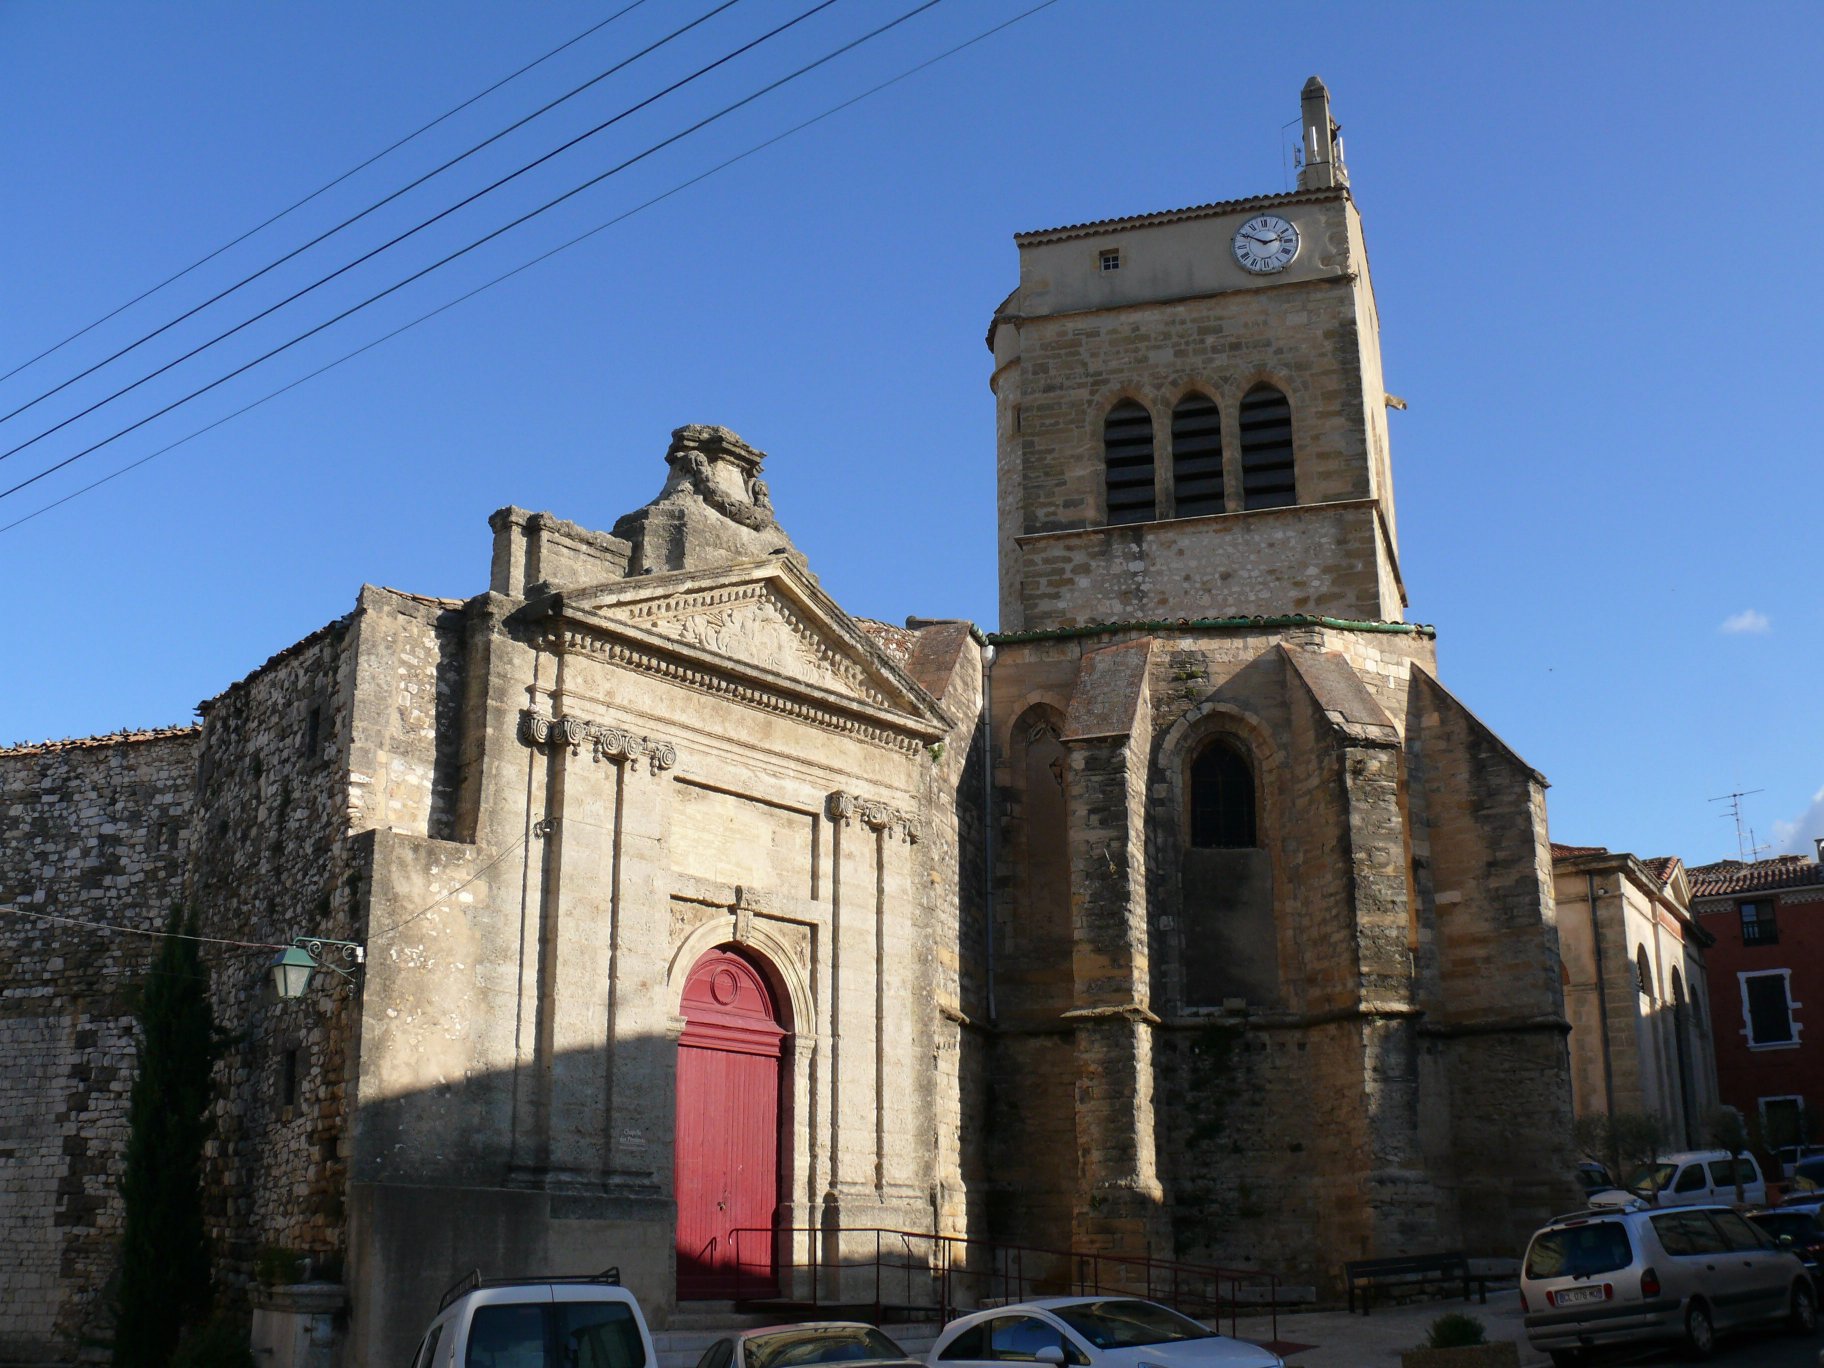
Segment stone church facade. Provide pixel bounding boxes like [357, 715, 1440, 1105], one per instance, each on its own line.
[0, 82, 1573, 1367]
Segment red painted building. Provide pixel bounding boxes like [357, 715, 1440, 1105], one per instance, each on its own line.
[1689, 843, 1824, 1153]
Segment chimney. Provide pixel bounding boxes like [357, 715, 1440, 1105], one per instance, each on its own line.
[1814, 836, 1823, 864]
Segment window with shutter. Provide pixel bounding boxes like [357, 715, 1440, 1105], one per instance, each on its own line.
[1103, 401, 1155, 524]
[1238, 383, 1295, 510]
[1170, 393, 1224, 517]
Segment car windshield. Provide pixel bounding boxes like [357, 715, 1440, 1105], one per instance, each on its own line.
[744, 1329, 906, 1368]
[1525, 1223, 1633, 1279]
[1624, 1163, 1677, 1194]
[1050, 1301, 1213, 1348]
[466, 1303, 645, 1368]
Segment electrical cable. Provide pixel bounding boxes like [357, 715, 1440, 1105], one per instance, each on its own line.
[0, 0, 1060, 538]
[0, 0, 946, 507]
[0, 1, 652, 390]
[0, 0, 754, 447]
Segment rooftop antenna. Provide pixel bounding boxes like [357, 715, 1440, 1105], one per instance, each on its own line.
[1709, 788, 1767, 861]
[1281, 117, 1303, 193]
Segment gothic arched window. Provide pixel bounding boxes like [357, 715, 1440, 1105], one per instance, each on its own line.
[1103, 400, 1155, 524]
[1189, 738, 1256, 848]
[1170, 392, 1224, 518]
[1239, 383, 1296, 510]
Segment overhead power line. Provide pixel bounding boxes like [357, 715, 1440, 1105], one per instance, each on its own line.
[0, 0, 947, 507]
[0, 0, 753, 448]
[0, 0, 1062, 540]
[0, 1, 652, 391]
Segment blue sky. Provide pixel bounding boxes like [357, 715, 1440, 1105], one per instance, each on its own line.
[1, 0, 1818, 867]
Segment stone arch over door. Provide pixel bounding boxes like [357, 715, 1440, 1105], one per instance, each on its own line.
[674, 944, 791, 1300]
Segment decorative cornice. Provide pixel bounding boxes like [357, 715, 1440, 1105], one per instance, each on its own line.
[618, 581, 889, 708]
[988, 612, 1435, 646]
[547, 625, 932, 755]
[825, 790, 919, 844]
[520, 709, 677, 774]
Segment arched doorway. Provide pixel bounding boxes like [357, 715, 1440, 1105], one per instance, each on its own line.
[675, 946, 788, 1300]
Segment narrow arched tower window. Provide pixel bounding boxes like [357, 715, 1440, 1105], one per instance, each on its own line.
[1190, 738, 1256, 848]
[1103, 400, 1155, 524]
[1171, 393, 1224, 517]
[1239, 383, 1296, 510]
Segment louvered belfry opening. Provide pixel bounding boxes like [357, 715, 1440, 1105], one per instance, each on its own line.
[1170, 393, 1224, 517]
[1239, 383, 1296, 510]
[1103, 400, 1156, 524]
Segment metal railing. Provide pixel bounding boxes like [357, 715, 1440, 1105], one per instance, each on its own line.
[726, 1226, 1283, 1344]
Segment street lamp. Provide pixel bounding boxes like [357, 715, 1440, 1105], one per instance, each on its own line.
[269, 938, 365, 1000]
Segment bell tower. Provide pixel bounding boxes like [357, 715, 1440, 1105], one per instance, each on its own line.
[987, 76, 1404, 633]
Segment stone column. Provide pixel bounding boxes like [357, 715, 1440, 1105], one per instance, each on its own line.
[598, 727, 676, 1199]
[508, 710, 677, 1195]
[1063, 734, 1166, 1259]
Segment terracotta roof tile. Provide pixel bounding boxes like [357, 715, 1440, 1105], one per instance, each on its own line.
[0, 724, 200, 758]
[1550, 843, 1608, 859]
[1689, 854, 1824, 898]
[854, 618, 918, 666]
[1642, 856, 1680, 885]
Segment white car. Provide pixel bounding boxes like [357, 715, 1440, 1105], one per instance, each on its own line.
[927, 1297, 1283, 1368]
[1589, 1149, 1766, 1210]
[408, 1268, 654, 1368]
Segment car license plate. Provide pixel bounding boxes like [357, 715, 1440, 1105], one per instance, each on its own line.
[1554, 1286, 1603, 1306]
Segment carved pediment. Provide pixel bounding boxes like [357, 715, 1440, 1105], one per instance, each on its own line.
[624, 581, 893, 709]
[542, 559, 951, 747]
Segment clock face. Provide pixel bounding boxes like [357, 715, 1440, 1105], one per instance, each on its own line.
[1232, 215, 1300, 274]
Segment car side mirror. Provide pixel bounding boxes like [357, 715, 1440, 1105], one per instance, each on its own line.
[1035, 1349, 1067, 1366]
[1781, 1234, 1796, 1248]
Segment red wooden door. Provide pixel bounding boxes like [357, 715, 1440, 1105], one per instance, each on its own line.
[675, 948, 786, 1299]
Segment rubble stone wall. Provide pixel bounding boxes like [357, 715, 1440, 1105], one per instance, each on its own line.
[0, 728, 197, 1360]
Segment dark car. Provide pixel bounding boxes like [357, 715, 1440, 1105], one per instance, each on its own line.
[1752, 1207, 1824, 1289]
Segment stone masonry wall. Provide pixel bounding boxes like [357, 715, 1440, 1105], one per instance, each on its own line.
[187, 587, 465, 1288]
[1013, 501, 1396, 630]
[0, 728, 197, 1361]
[1405, 668, 1576, 1249]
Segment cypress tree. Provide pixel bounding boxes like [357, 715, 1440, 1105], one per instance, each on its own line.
[114, 908, 218, 1368]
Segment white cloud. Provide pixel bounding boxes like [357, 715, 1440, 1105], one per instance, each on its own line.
[1720, 609, 1771, 634]
[1772, 786, 1824, 855]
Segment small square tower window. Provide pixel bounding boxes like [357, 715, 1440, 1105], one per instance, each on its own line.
[1099, 249, 1121, 272]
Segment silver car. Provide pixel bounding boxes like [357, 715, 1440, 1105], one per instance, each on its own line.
[1522, 1202, 1817, 1363]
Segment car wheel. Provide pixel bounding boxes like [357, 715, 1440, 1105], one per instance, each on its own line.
[1792, 1279, 1819, 1335]
[1683, 1300, 1715, 1360]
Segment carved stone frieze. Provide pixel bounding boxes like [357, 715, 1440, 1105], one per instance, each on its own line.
[520, 709, 677, 774]
[825, 790, 919, 844]
[621, 582, 889, 708]
[549, 629, 928, 755]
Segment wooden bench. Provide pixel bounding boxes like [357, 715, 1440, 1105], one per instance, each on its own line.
[1343, 1251, 1490, 1315]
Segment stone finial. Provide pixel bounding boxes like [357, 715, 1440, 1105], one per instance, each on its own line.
[610, 424, 800, 574]
[1297, 75, 1349, 191]
[658, 425, 776, 532]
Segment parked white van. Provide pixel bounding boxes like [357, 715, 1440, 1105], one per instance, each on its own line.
[1590, 1150, 1766, 1209]
[408, 1268, 653, 1368]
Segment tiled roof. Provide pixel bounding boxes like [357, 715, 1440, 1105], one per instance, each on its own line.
[1642, 856, 1680, 885]
[1013, 186, 1345, 246]
[853, 618, 917, 666]
[1688, 854, 1824, 899]
[0, 724, 200, 758]
[1551, 843, 1607, 859]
